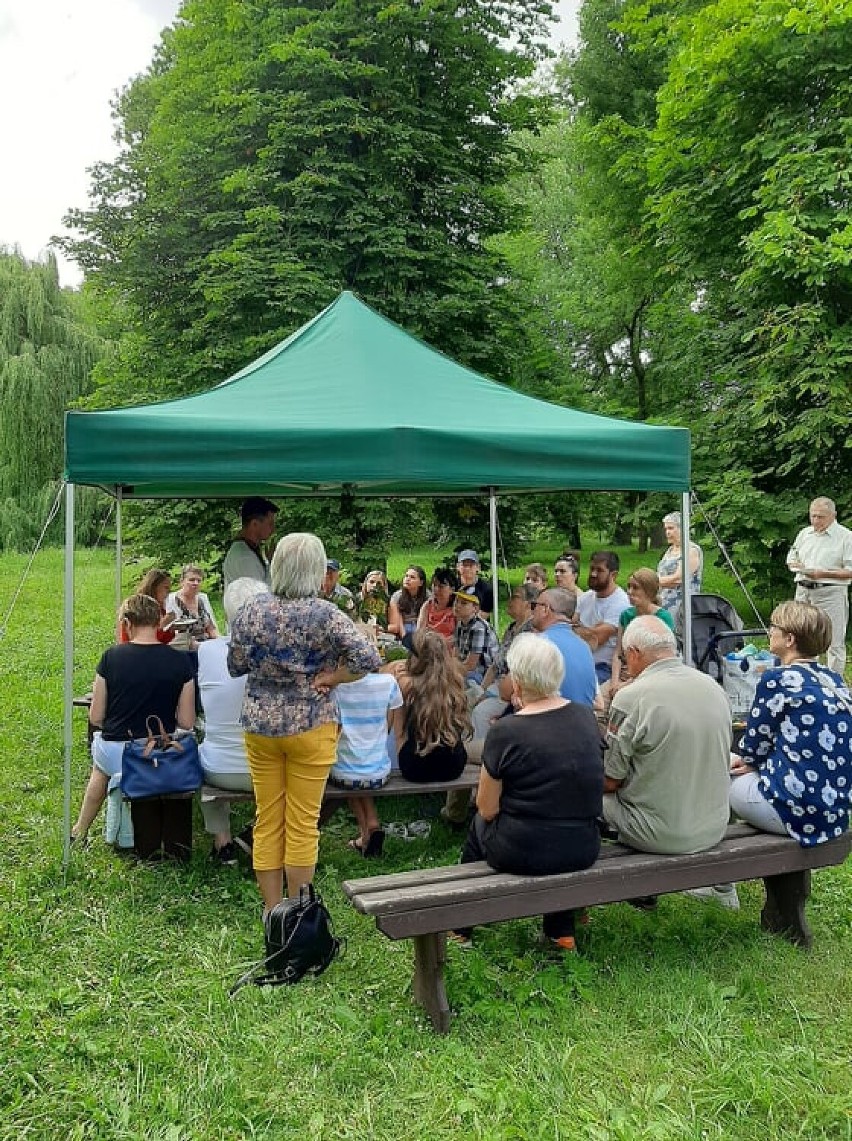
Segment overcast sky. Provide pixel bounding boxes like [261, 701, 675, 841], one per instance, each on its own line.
[0, 0, 580, 286]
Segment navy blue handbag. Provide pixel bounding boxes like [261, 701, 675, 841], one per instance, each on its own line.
[120, 716, 202, 800]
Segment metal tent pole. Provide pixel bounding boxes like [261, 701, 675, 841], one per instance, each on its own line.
[681, 491, 693, 667]
[489, 490, 499, 629]
[115, 486, 123, 608]
[62, 482, 75, 870]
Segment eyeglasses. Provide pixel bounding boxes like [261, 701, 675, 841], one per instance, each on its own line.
[532, 601, 552, 611]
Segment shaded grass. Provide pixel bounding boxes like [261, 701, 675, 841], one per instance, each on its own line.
[1, 548, 850, 1141]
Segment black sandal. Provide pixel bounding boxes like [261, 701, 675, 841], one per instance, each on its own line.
[348, 829, 385, 858]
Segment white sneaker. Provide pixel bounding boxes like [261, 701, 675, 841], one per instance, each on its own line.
[683, 885, 740, 911]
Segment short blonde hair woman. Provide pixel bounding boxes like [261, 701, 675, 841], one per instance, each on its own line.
[228, 533, 381, 919]
[730, 600, 851, 846]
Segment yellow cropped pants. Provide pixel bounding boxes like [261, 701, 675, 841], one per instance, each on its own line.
[244, 722, 338, 871]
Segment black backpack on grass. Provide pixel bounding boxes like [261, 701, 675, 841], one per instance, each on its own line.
[230, 884, 341, 994]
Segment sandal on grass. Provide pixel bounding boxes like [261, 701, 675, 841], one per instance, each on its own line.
[347, 829, 385, 858]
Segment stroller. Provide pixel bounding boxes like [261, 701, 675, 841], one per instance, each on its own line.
[678, 594, 768, 714]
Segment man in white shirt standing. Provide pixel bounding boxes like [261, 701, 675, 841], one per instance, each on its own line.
[787, 496, 852, 675]
[222, 497, 278, 591]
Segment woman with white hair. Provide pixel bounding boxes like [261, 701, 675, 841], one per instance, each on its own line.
[228, 533, 381, 918]
[451, 633, 604, 952]
[197, 577, 267, 865]
[657, 512, 703, 614]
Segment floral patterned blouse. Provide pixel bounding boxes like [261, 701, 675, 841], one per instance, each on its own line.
[227, 594, 381, 737]
[738, 663, 851, 846]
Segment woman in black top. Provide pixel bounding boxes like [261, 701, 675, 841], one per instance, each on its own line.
[71, 593, 196, 843]
[454, 633, 604, 950]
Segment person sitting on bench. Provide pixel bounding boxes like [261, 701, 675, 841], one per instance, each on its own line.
[730, 600, 850, 846]
[71, 594, 196, 846]
[329, 665, 405, 858]
[451, 633, 604, 952]
[603, 615, 735, 908]
[397, 630, 471, 784]
[197, 577, 267, 865]
[452, 590, 497, 686]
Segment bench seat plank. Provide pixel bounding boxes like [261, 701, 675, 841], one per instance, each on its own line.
[200, 763, 481, 805]
[346, 829, 851, 937]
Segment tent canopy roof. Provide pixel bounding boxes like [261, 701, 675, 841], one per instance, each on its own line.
[64, 291, 690, 498]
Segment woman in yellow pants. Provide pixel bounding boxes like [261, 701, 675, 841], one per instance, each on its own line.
[228, 532, 380, 915]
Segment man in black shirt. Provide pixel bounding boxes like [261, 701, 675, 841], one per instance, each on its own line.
[456, 549, 494, 620]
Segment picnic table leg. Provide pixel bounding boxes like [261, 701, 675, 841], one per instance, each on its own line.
[761, 869, 812, 949]
[412, 933, 451, 1033]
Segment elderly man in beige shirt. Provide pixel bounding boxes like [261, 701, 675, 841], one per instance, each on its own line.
[787, 496, 852, 675]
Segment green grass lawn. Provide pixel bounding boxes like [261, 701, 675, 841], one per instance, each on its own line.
[1, 548, 850, 1141]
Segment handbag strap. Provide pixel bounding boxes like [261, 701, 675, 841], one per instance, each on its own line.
[141, 715, 173, 756]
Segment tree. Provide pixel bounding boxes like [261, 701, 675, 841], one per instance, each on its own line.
[61, 0, 556, 402]
[647, 0, 852, 587]
[494, 1, 704, 546]
[0, 250, 106, 549]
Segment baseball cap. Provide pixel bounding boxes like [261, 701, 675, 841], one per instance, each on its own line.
[455, 590, 479, 605]
[457, 549, 479, 564]
[326, 559, 341, 572]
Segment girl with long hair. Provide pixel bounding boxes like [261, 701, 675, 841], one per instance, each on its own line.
[397, 629, 470, 782]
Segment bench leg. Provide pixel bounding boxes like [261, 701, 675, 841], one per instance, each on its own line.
[761, 869, 812, 949]
[412, 933, 451, 1034]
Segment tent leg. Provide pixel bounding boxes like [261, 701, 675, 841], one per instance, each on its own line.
[681, 491, 693, 668]
[62, 483, 75, 871]
[115, 486, 123, 609]
[489, 490, 499, 629]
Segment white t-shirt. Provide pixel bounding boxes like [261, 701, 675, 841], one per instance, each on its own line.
[197, 638, 250, 775]
[331, 673, 403, 784]
[576, 586, 629, 667]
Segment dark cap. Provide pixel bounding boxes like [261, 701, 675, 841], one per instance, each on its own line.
[240, 496, 278, 524]
[326, 559, 341, 572]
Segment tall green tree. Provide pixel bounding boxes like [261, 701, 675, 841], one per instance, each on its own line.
[0, 251, 106, 549]
[647, 0, 852, 586]
[495, 1, 705, 544]
[62, 0, 555, 402]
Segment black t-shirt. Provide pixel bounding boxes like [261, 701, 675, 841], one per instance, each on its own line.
[97, 643, 194, 740]
[483, 703, 603, 822]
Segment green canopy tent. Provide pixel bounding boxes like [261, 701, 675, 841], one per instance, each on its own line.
[65, 290, 689, 497]
[61, 291, 693, 859]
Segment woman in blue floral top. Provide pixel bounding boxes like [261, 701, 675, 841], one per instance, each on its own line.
[730, 601, 850, 847]
[228, 532, 380, 916]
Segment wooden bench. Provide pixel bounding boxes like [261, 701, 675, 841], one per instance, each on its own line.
[73, 693, 95, 746]
[199, 762, 481, 807]
[343, 824, 852, 1032]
